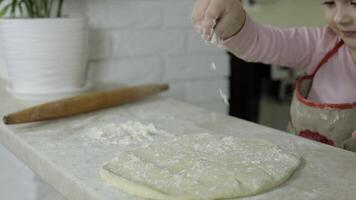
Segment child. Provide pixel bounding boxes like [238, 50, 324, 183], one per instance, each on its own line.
[192, 0, 356, 152]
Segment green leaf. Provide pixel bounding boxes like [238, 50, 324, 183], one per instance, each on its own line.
[0, 3, 11, 17]
[32, 0, 41, 17]
[36, 0, 44, 17]
[20, 0, 34, 17]
[42, 0, 49, 17]
[11, 0, 18, 17]
[0, 0, 63, 18]
[56, 0, 63, 17]
[48, 0, 53, 16]
[18, 1, 25, 17]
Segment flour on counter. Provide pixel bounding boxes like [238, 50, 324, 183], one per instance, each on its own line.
[84, 121, 172, 145]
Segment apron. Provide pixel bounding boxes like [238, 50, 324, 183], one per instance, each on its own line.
[289, 40, 356, 152]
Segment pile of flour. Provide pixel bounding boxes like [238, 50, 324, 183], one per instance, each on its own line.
[84, 121, 172, 146]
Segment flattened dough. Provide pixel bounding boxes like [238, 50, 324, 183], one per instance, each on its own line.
[100, 133, 301, 200]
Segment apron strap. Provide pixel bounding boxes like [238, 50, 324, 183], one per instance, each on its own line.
[289, 40, 344, 132]
[310, 40, 344, 76]
[305, 40, 344, 98]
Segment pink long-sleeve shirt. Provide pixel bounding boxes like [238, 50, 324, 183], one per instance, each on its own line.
[224, 17, 356, 104]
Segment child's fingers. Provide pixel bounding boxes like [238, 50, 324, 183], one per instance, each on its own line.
[201, 18, 217, 40]
[191, 0, 211, 28]
[215, 0, 245, 40]
[214, 13, 234, 40]
[201, 0, 225, 40]
[203, 0, 224, 22]
[215, 9, 246, 40]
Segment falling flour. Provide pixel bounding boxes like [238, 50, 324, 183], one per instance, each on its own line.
[210, 62, 217, 71]
[219, 89, 229, 105]
[84, 121, 172, 146]
[210, 61, 229, 106]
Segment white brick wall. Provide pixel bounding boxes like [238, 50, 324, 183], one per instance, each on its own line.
[0, 0, 230, 114]
[85, 0, 230, 114]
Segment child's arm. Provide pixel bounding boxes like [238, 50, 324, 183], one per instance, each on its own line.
[223, 16, 323, 69]
[192, 0, 325, 70]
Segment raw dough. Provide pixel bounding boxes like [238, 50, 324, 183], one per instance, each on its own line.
[100, 133, 301, 200]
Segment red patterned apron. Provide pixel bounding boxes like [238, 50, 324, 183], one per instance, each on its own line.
[289, 41, 356, 152]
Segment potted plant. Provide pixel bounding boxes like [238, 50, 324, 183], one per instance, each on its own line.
[0, 0, 91, 101]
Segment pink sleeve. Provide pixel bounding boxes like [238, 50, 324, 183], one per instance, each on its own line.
[223, 16, 332, 70]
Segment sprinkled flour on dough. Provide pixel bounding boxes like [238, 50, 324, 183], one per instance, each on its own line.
[100, 133, 301, 200]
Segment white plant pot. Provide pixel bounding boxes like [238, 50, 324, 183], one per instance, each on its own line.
[0, 17, 91, 101]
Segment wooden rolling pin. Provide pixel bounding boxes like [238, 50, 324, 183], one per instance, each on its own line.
[3, 84, 169, 125]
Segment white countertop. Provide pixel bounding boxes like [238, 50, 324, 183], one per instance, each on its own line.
[0, 80, 356, 200]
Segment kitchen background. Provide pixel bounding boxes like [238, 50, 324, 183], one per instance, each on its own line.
[0, 0, 323, 199]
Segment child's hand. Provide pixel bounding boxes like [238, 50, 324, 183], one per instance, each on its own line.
[352, 131, 356, 138]
[192, 0, 246, 41]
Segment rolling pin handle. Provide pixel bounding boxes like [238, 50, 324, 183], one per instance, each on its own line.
[3, 115, 9, 125]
